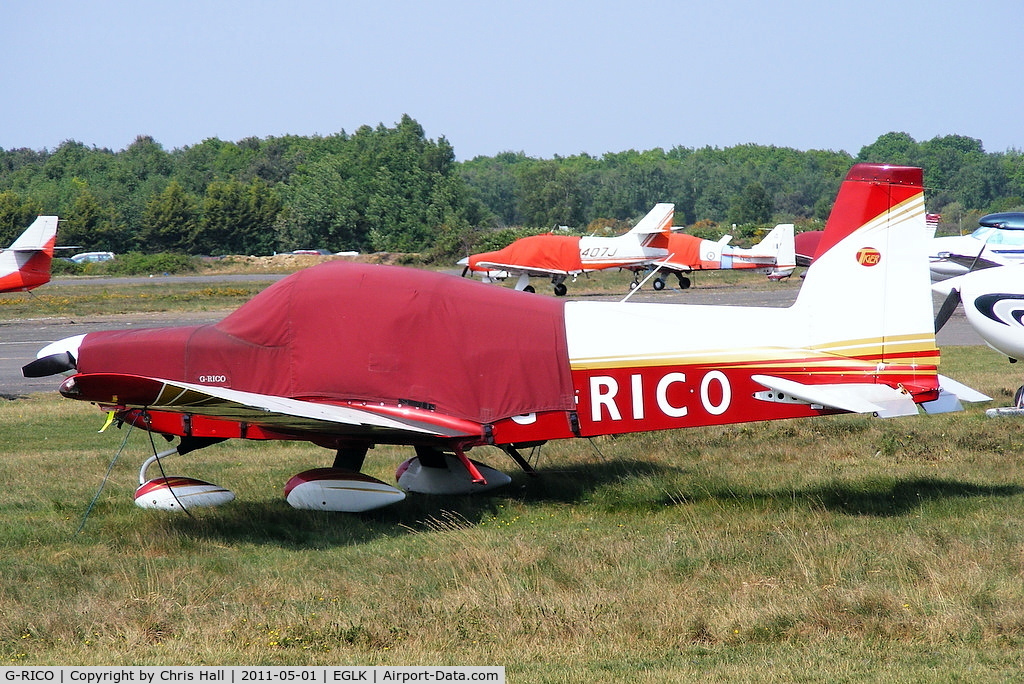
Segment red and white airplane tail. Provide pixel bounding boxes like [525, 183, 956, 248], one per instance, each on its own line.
[0, 216, 60, 293]
[563, 164, 983, 438]
[624, 202, 674, 240]
[793, 166, 933, 354]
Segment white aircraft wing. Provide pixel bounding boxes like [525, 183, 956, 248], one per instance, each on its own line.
[60, 373, 483, 440]
[470, 259, 580, 277]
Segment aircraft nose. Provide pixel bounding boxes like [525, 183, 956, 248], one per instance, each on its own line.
[22, 334, 86, 377]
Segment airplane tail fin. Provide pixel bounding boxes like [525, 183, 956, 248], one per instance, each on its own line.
[768, 164, 983, 414]
[627, 203, 674, 237]
[793, 164, 936, 368]
[9, 216, 59, 254]
[0, 216, 60, 293]
[750, 223, 795, 278]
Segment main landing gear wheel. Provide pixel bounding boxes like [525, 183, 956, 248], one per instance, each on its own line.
[553, 283, 567, 296]
[652, 278, 666, 291]
[523, 285, 535, 293]
[677, 275, 691, 289]
[1015, 385, 1024, 408]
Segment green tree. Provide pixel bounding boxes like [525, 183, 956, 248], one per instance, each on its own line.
[139, 180, 198, 252]
[857, 132, 918, 165]
[277, 157, 366, 251]
[195, 178, 281, 255]
[459, 151, 527, 226]
[0, 190, 43, 245]
[278, 115, 470, 254]
[514, 160, 585, 228]
[62, 182, 125, 250]
[730, 182, 773, 225]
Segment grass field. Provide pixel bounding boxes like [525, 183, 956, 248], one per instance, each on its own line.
[1, 268, 1021, 680]
[0, 282, 268, 318]
[2, 343, 1024, 680]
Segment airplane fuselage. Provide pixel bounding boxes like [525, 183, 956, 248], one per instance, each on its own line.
[0, 246, 54, 292]
[578, 232, 662, 271]
[28, 165, 983, 514]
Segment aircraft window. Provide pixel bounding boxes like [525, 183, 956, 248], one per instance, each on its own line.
[973, 227, 1024, 246]
[998, 231, 1024, 246]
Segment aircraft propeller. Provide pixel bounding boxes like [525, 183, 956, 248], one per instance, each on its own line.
[22, 334, 85, 378]
[23, 350, 77, 377]
[933, 286, 961, 333]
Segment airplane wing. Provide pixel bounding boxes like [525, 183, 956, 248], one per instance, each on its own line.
[470, 259, 578, 278]
[752, 374, 919, 417]
[931, 253, 1003, 272]
[59, 373, 484, 440]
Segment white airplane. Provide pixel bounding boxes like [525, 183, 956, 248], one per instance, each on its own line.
[461, 203, 675, 295]
[0, 216, 60, 294]
[26, 164, 985, 514]
[635, 222, 795, 290]
[934, 263, 1024, 410]
[461, 204, 796, 294]
[929, 212, 1024, 280]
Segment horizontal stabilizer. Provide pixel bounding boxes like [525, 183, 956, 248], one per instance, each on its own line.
[752, 374, 919, 418]
[920, 374, 991, 414]
[938, 374, 990, 403]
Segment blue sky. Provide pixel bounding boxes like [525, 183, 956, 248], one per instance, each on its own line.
[3, 1, 1021, 159]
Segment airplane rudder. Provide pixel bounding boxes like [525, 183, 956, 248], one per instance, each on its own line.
[9, 215, 59, 251]
[628, 203, 675, 235]
[774, 223, 795, 268]
[811, 164, 923, 261]
[755, 223, 793, 251]
[794, 164, 930, 350]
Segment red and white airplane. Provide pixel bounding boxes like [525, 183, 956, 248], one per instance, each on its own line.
[461, 205, 796, 294]
[25, 164, 985, 513]
[0, 216, 60, 294]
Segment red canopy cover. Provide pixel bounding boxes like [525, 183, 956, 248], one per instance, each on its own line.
[77, 263, 575, 424]
[663, 233, 706, 269]
[470, 234, 583, 273]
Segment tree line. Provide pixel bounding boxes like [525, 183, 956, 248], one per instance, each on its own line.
[1, 116, 1021, 260]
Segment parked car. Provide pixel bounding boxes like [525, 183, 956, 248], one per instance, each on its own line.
[71, 251, 115, 264]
